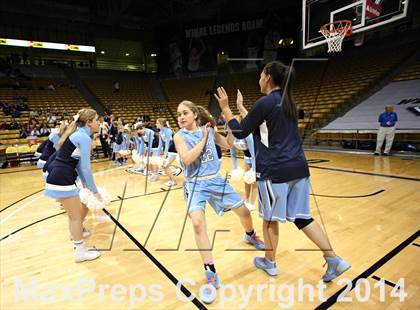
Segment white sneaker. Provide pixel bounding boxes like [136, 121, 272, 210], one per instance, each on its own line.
[148, 174, 160, 182]
[165, 180, 177, 187]
[245, 201, 255, 211]
[74, 246, 101, 263]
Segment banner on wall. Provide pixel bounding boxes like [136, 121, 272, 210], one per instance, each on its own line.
[185, 19, 264, 38]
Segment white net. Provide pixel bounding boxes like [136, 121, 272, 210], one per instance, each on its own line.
[319, 20, 352, 53]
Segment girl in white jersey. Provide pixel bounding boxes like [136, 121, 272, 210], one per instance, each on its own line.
[173, 100, 264, 304]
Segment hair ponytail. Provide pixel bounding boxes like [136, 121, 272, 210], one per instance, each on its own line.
[196, 105, 216, 127]
[58, 108, 97, 146]
[263, 61, 297, 123]
[58, 121, 77, 146]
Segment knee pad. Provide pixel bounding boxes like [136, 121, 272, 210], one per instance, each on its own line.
[294, 218, 314, 230]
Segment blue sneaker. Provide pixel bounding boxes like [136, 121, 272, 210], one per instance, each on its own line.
[322, 256, 351, 282]
[244, 232, 265, 250]
[200, 270, 221, 304]
[254, 257, 279, 276]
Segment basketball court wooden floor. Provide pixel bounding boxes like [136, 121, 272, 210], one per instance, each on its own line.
[1, 151, 419, 309]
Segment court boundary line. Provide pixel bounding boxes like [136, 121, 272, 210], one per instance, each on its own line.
[0, 211, 65, 242]
[102, 207, 208, 310]
[0, 189, 44, 213]
[371, 275, 399, 289]
[309, 165, 420, 181]
[0, 182, 179, 241]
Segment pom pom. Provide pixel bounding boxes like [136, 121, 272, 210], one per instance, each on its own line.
[230, 167, 244, 182]
[142, 155, 151, 165]
[243, 170, 256, 184]
[154, 157, 164, 167]
[119, 150, 131, 156]
[132, 153, 140, 163]
[79, 188, 91, 205]
[86, 194, 102, 210]
[80, 187, 111, 210]
[97, 187, 111, 205]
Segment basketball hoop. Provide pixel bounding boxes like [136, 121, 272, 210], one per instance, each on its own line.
[319, 20, 352, 53]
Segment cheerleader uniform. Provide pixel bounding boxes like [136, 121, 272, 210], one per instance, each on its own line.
[155, 127, 175, 159]
[114, 132, 129, 153]
[134, 128, 155, 157]
[37, 130, 60, 169]
[45, 126, 97, 199]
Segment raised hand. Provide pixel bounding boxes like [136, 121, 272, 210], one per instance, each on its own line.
[214, 87, 229, 110]
[236, 89, 244, 108]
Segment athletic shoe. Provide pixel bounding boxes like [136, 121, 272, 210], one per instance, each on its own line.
[322, 256, 351, 282]
[253, 257, 279, 276]
[148, 174, 160, 182]
[165, 180, 177, 187]
[244, 231, 265, 250]
[373, 152, 380, 156]
[74, 246, 101, 263]
[383, 153, 389, 156]
[200, 270, 220, 304]
[244, 201, 255, 211]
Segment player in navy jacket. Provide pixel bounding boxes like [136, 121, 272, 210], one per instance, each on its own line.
[215, 61, 350, 281]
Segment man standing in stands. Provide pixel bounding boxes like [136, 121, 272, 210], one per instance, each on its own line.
[374, 105, 398, 156]
[99, 116, 110, 159]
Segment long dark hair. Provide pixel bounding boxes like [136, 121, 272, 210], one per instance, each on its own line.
[263, 61, 297, 122]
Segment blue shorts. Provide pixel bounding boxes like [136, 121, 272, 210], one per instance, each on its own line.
[183, 175, 244, 216]
[258, 177, 311, 222]
[244, 156, 252, 166]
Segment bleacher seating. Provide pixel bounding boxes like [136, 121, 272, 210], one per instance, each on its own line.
[80, 70, 175, 127]
[0, 66, 90, 164]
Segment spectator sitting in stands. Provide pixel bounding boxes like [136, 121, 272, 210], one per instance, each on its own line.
[28, 114, 38, 127]
[2, 103, 11, 115]
[0, 122, 10, 130]
[39, 123, 50, 136]
[47, 83, 55, 91]
[20, 125, 28, 138]
[30, 125, 41, 136]
[297, 105, 306, 120]
[11, 107, 20, 118]
[47, 113, 57, 125]
[9, 120, 20, 130]
[62, 109, 69, 117]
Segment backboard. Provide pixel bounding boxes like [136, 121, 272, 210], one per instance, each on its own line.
[302, 0, 410, 50]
